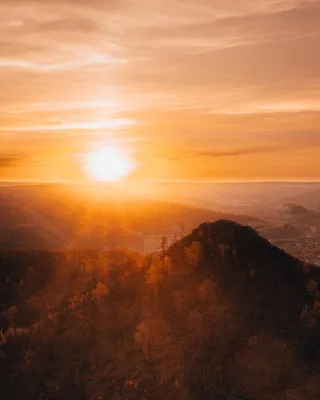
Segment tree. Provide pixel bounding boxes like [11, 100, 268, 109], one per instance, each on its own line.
[146, 254, 164, 297]
[160, 236, 168, 254]
[306, 277, 318, 295]
[185, 241, 202, 267]
[232, 246, 237, 259]
[188, 310, 204, 336]
[196, 279, 215, 300]
[134, 321, 150, 358]
[92, 282, 110, 308]
[181, 224, 185, 239]
[7, 306, 18, 328]
[134, 318, 171, 360]
[163, 256, 173, 275]
[218, 244, 226, 259]
[301, 262, 310, 275]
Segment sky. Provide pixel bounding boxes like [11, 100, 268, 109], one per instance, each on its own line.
[0, 0, 320, 182]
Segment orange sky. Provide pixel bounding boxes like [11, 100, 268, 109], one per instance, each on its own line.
[1, 0, 320, 182]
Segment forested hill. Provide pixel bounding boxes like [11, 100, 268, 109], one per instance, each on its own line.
[1, 220, 320, 399]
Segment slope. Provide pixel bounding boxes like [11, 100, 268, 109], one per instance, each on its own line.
[0, 183, 265, 250]
[1, 221, 320, 399]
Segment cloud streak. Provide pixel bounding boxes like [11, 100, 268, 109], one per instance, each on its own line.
[0, 155, 24, 170]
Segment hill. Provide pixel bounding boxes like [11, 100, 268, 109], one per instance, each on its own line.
[1, 220, 320, 399]
[280, 204, 320, 224]
[258, 223, 303, 241]
[0, 183, 265, 251]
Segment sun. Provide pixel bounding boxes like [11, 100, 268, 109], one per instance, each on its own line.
[84, 145, 137, 182]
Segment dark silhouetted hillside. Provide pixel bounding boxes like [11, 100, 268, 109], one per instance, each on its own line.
[169, 220, 319, 333]
[1, 220, 320, 399]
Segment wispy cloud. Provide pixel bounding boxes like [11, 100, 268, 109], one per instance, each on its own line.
[1, 119, 136, 132]
[0, 155, 24, 170]
[0, 0, 319, 180]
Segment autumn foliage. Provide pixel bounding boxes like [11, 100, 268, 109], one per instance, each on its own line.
[1, 220, 320, 399]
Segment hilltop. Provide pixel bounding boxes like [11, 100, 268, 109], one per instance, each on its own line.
[1, 220, 320, 399]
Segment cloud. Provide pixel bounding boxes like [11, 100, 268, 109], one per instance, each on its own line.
[0, 155, 23, 169]
[194, 148, 273, 157]
[0, 0, 319, 181]
[146, 2, 320, 41]
[1, 0, 320, 92]
[33, 17, 101, 34]
[0, 2, 125, 73]
[0, 119, 136, 132]
[163, 144, 278, 161]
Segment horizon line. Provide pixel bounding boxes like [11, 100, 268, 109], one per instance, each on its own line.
[1, 179, 320, 185]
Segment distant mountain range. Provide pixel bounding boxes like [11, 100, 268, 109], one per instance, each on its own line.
[280, 204, 320, 224]
[0, 183, 266, 251]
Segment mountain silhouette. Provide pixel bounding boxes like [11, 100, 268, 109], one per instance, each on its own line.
[2, 220, 320, 399]
[168, 220, 320, 348]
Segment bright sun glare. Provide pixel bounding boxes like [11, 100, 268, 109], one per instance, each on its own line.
[84, 145, 137, 182]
